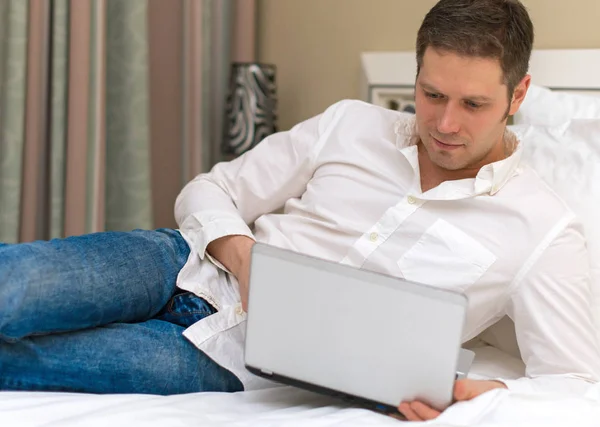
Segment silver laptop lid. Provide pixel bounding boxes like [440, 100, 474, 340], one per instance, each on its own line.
[244, 243, 468, 410]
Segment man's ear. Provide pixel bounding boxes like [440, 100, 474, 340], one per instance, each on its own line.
[508, 74, 531, 116]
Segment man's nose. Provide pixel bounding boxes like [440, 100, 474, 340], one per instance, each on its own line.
[437, 103, 461, 135]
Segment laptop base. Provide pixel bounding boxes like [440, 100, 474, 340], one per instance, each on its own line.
[246, 365, 403, 415]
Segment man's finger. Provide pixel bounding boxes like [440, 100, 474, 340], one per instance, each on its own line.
[398, 402, 423, 422]
[410, 401, 441, 420]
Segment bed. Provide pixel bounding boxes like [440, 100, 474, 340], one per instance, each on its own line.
[3, 49, 600, 427]
[1, 346, 599, 426]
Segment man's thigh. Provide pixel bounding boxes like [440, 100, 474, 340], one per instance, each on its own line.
[0, 318, 243, 394]
[0, 228, 190, 340]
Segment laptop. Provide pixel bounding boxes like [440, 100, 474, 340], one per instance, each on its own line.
[244, 242, 473, 413]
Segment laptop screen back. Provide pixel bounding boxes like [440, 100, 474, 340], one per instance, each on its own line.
[244, 243, 468, 410]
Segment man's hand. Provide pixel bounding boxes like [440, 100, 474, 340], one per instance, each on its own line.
[397, 379, 507, 422]
[206, 235, 255, 311]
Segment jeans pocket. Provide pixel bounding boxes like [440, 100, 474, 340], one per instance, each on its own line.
[155, 291, 217, 328]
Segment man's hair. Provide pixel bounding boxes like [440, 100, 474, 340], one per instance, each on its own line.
[416, 0, 534, 97]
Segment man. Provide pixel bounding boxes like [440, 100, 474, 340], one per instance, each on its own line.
[1, 0, 599, 422]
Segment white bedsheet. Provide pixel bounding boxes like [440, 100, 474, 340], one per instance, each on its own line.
[1, 346, 598, 427]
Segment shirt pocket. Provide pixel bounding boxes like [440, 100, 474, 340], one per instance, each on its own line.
[397, 218, 496, 291]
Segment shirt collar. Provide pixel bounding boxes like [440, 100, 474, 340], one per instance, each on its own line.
[393, 114, 522, 199]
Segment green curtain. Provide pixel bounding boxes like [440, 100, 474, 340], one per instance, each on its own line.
[49, 0, 69, 239]
[0, 0, 152, 243]
[0, 0, 28, 243]
[105, 0, 152, 232]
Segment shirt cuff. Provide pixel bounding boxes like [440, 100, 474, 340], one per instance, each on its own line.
[178, 213, 256, 270]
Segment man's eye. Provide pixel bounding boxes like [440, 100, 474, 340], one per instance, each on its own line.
[425, 91, 442, 100]
[465, 100, 482, 109]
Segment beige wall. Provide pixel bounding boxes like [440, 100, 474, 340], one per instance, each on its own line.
[257, 0, 600, 131]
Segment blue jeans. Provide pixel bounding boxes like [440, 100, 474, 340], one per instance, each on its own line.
[0, 229, 243, 395]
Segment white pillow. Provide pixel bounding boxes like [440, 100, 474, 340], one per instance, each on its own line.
[514, 84, 600, 126]
[480, 119, 600, 356]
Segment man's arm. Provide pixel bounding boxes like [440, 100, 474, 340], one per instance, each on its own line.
[174, 101, 348, 304]
[500, 217, 600, 394]
[398, 217, 600, 421]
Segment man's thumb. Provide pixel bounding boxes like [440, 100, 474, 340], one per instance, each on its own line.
[453, 379, 475, 401]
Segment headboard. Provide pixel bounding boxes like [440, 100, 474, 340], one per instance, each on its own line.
[360, 49, 600, 112]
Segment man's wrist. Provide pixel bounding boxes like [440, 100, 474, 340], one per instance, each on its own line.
[207, 235, 255, 278]
[490, 380, 508, 389]
[230, 236, 255, 276]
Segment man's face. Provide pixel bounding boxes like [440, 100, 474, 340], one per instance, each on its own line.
[415, 48, 526, 174]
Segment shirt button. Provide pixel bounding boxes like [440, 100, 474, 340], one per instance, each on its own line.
[407, 195, 417, 204]
[369, 232, 378, 242]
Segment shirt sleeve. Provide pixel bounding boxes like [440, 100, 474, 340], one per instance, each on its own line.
[497, 216, 600, 395]
[174, 100, 346, 260]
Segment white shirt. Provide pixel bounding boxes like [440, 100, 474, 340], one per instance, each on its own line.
[174, 99, 600, 395]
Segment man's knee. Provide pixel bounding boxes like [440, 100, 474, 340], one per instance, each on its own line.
[0, 266, 54, 342]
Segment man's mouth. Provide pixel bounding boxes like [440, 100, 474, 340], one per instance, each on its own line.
[432, 136, 463, 150]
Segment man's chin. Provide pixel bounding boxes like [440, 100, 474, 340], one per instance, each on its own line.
[431, 156, 465, 172]
[421, 141, 469, 171]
